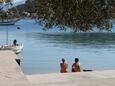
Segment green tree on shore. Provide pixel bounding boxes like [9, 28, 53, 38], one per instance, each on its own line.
[35, 0, 113, 32]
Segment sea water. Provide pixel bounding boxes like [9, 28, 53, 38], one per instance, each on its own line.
[0, 19, 115, 74]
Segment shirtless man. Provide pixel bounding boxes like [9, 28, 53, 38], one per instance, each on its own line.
[60, 58, 68, 73]
[72, 58, 81, 72]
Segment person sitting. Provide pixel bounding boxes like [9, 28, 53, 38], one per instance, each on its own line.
[13, 39, 17, 46]
[60, 58, 68, 73]
[72, 58, 81, 72]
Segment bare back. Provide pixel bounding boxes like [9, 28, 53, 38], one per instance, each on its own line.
[60, 63, 68, 73]
[72, 62, 81, 72]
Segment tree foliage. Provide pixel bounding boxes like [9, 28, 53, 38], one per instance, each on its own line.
[35, 0, 112, 32]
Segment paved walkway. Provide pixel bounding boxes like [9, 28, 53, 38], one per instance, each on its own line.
[0, 50, 31, 86]
[27, 70, 115, 86]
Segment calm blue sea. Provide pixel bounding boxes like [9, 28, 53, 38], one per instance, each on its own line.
[0, 19, 115, 74]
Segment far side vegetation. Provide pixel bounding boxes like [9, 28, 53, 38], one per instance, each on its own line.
[1, 0, 115, 32]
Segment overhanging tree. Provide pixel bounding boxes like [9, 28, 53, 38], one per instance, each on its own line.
[35, 0, 112, 32]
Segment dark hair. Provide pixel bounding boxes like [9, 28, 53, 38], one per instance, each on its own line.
[62, 58, 65, 63]
[75, 58, 79, 63]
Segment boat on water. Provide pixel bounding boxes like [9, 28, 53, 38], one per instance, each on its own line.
[0, 0, 25, 25]
[0, 44, 23, 54]
[0, 32, 23, 54]
[0, 0, 25, 54]
[0, 26, 24, 54]
[0, 21, 15, 25]
[0, 18, 20, 25]
[0, 30, 24, 54]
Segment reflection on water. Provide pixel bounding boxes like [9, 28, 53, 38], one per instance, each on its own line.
[0, 19, 115, 74]
[28, 32, 115, 46]
[25, 32, 115, 53]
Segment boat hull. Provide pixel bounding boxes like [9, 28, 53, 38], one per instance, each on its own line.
[0, 22, 15, 25]
[0, 44, 23, 54]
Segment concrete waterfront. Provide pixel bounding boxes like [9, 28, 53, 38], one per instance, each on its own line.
[0, 50, 115, 86]
[27, 70, 115, 86]
[0, 50, 31, 86]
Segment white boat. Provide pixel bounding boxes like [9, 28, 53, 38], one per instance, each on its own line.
[0, 0, 24, 54]
[0, 20, 15, 25]
[0, 44, 23, 54]
[0, 0, 25, 25]
[0, 20, 24, 54]
[0, 18, 20, 25]
[0, 28, 24, 54]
